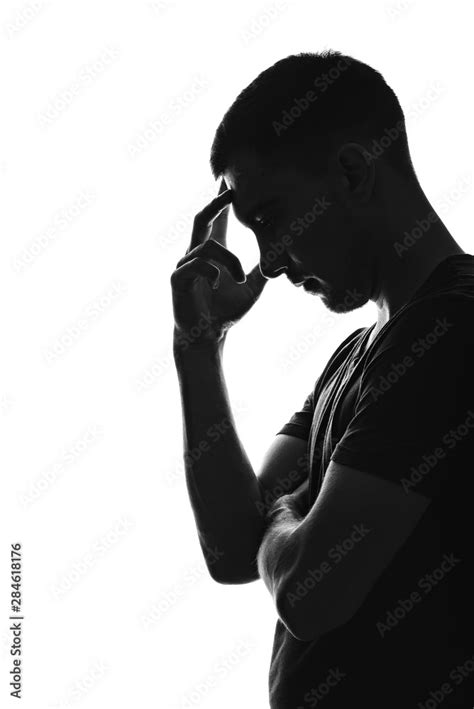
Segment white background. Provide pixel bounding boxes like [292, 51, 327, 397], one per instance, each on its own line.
[1, 1, 472, 707]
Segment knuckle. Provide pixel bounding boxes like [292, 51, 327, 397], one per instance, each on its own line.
[205, 239, 225, 258]
[193, 211, 206, 228]
[204, 240, 241, 274]
[176, 247, 198, 269]
[198, 241, 213, 255]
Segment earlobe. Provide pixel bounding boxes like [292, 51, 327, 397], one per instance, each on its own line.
[337, 142, 374, 204]
[356, 152, 375, 205]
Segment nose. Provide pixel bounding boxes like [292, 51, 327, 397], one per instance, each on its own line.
[258, 242, 288, 279]
[259, 262, 287, 279]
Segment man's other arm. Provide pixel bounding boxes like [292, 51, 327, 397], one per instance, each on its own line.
[174, 339, 309, 585]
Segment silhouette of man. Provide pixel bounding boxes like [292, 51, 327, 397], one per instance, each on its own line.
[171, 50, 474, 707]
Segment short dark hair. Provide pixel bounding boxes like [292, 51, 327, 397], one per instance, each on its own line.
[210, 50, 415, 181]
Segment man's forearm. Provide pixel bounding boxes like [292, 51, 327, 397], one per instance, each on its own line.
[256, 496, 302, 601]
[174, 335, 267, 583]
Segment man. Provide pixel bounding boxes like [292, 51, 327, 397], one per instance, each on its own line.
[171, 50, 474, 707]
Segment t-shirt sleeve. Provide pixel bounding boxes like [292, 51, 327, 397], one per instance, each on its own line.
[276, 389, 315, 441]
[274, 327, 367, 443]
[331, 297, 474, 499]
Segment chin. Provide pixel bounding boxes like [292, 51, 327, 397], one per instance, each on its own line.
[323, 286, 369, 314]
[323, 297, 353, 314]
[302, 275, 367, 313]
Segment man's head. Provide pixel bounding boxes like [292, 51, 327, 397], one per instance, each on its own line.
[210, 50, 419, 314]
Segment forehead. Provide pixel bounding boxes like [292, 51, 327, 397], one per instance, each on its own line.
[224, 151, 272, 197]
[223, 150, 304, 219]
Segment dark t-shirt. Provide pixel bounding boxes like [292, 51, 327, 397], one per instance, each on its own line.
[270, 253, 474, 708]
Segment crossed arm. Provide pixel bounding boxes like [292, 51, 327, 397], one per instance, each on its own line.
[257, 457, 431, 642]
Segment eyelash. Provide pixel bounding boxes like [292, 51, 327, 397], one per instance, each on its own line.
[254, 216, 272, 231]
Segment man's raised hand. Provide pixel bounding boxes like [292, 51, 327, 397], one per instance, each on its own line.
[171, 179, 268, 352]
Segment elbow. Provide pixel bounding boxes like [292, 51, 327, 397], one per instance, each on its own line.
[273, 557, 318, 641]
[198, 532, 260, 585]
[276, 578, 349, 643]
[207, 557, 260, 586]
[276, 587, 316, 641]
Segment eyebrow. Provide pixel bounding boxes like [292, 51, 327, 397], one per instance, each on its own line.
[239, 198, 280, 227]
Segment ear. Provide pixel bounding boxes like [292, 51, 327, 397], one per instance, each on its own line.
[336, 142, 375, 204]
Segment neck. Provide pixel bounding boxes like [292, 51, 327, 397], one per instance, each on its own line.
[369, 179, 465, 332]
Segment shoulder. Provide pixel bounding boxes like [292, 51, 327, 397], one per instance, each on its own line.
[368, 293, 474, 364]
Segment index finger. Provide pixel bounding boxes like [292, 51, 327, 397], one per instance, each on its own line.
[187, 178, 232, 253]
[210, 178, 231, 248]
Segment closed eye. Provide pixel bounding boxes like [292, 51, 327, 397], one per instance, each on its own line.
[253, 215, 272, 231]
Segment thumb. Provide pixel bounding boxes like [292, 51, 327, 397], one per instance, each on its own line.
[245, 263, 268, 299]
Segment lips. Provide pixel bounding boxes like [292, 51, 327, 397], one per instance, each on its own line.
[293, 276, 316, 286]
[289, 273, 308, 285]
[303, 277, 323, 292]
